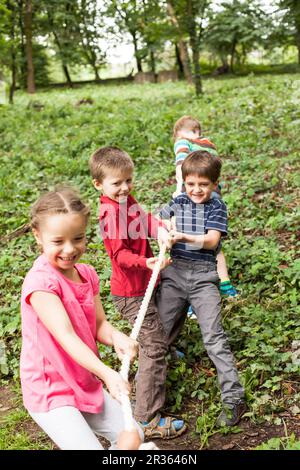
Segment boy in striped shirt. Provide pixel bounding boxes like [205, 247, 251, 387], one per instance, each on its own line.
[173, 115, 237, 299]
[157, 151, 246, 426]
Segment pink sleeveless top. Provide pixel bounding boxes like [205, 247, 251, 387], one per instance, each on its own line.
[20, 254, 104, 413]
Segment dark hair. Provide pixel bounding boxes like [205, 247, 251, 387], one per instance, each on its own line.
[173, 115, 201, 141]
[182, 151, 222, 183]
[31, 186, 90, 230]
[89, 146, 134, 182]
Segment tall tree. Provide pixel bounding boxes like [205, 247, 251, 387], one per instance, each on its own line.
[6, 0, 17, 102]
[174, 43, 185, 78]
[206, 0, 268, 73]
[186, 0, 208, 95]
[166, 0, 212, 95]
[104, 0, 168, 75]
[24, 0, 35, 92]
[16, 0, 26, 82]
[135, 0, 167, 75]
[104, 0, 145, 72]
[41, 0, 82, 86]
[0, 1, 10, 102]
[277, 0, 300, 64]
[0, 1, 10, 64]
[74, 0, 106, 80]
[166, 1, 193, 83]
[0, 1, 20, 102]
[0, 0, 49, 101]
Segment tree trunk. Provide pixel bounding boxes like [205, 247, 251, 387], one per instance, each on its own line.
[47, 8, 73, 87]
[77, 39, 101, 81]
[84, 50, 101, 80]
[9, 57, 17, 104]
[9, 36, 17, 104]
[150, 47, 156, 75]
[178, 40, 193, 84]
[88, 49, 101, 80]
[297, 30, 300, 65]
[187, 0, 202, 95]
[62, 64, 73, 87]
[221, 55, 228, 67]
[79, 16, 102, 81]
[131, 30, 143, 72]
[93, 65, 100, 81]
[17, 0, 26, 85]
[166, 1, 193, 84]
[230, 37, 237, 73]
[6, 0, 16, 103]
[24, 0, 35, 93]
[52, 30, 73, 87]
[175, 43, 184, 78]
[190, 41, 202, 95]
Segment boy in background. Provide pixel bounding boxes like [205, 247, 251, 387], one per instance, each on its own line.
[173, 115, 237, 299]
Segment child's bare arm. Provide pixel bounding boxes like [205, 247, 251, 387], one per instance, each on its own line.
[158, 218, 171, 230]
[94, 294, 138, 361]
[146, 256, 171, 271]
[30, 291, 130, 401]
[169, 229, 221, 250]
[174, 164, 183, 197]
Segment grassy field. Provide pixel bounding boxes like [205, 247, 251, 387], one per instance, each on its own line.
[0, 74, 299, 449]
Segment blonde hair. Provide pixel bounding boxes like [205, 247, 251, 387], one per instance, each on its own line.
[31, 186, 90, 230]
[173, 115, 201, 141]
[89, 146, 134, 182]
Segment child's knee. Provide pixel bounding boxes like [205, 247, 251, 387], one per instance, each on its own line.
[204, 330, 229, 353]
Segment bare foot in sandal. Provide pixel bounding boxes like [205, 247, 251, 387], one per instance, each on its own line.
[139, 412, 187, 439]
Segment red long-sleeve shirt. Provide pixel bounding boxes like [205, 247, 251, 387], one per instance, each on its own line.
[99, 194, 162, 297]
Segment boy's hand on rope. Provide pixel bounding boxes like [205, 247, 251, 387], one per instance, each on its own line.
[169, 229, 185, 245]
[172, 189, 182, 199]
[146, 256, 171, 271]
[112, 329, 138, 362]
[102, 367, 130, 403]
[157, 226, 172, 250]
[168, 216, 184, 245]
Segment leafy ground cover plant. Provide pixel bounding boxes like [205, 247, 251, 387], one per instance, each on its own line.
[0, 74, 299, 449]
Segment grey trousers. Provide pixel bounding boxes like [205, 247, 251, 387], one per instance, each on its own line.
[156, 258, 244, 404]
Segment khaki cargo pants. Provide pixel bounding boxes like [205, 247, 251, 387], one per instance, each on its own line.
[112, 290, 168, 422]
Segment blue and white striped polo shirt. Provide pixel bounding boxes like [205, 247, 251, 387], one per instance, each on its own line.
[160, 194, 227, 263]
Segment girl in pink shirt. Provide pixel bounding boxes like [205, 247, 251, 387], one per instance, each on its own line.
[20, 186, 142, 450]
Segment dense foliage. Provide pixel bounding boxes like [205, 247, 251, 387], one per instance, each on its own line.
[1, 0, 300, 100]
[0, 74, 299, 448]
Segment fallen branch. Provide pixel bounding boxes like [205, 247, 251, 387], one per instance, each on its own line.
[0, 223, 31, 245]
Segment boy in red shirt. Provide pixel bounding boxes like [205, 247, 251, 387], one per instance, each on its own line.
[89, 146, 186, 439]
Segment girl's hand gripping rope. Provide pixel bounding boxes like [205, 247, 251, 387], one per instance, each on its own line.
[112, 329, 138, 362]
[101, 366, 130, 403]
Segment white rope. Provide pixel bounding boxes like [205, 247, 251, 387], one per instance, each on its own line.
[119, 244, 167, 431]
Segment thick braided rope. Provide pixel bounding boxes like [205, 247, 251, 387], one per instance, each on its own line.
[119, 244, 167, 431]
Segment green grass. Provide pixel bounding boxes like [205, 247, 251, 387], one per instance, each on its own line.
[0, 74, 300, 449]
[255, 429, 300, 451]
[0, 408, 52, 450]
[0, 383, 53, 450]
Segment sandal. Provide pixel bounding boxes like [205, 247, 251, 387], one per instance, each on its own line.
[140, 413, 187, 440]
